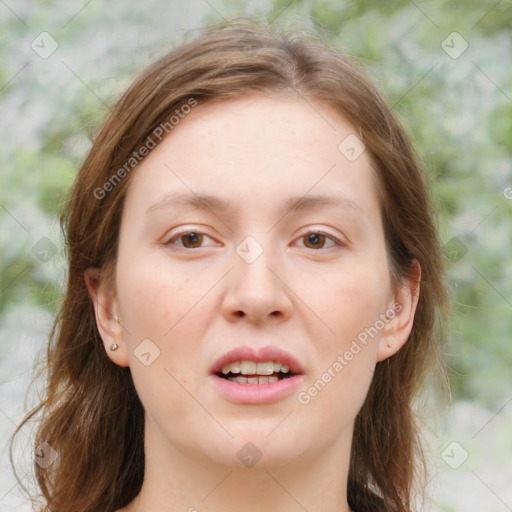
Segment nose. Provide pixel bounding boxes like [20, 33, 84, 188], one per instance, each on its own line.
[221, 239, 293, 326]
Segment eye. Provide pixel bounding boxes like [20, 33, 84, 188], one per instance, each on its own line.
[294, 230, 343, 250]
[164, 229, 344, 251]
[165, 230, 218, 249]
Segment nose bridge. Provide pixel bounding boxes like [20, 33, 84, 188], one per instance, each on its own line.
[235, 234, 278, 296]
[224, 233, 291, 321]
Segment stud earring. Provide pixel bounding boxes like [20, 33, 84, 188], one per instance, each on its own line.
[112, 314, 119, 322]
[110, 343, 119, 351]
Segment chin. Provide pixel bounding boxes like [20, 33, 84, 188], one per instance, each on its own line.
[204, 427, 308, 471]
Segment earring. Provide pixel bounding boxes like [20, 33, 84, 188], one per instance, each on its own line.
[112, 314, 119, 322]
[110, 343, 119, 351]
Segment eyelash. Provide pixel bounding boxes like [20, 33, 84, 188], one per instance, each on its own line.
[164, 228, 345, 251]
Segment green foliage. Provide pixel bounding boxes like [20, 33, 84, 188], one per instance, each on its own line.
[1, 0, 510, 407]
[259, 0, 512, 408]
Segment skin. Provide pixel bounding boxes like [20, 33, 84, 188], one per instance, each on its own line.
[86, 94, 420, 512]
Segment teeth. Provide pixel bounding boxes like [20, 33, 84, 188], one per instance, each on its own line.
[240, 360, 257, 374]
[221, 360, 291, 375]
[228, 361, 240, 374]
[229, 375, 280, 384]
[257, 362, 274, 375]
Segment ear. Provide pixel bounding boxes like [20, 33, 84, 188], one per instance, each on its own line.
[376, 260, 421, 362]
[84, 267, 130, 367]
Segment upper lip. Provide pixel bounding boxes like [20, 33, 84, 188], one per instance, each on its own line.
[211, 346, 305, 375]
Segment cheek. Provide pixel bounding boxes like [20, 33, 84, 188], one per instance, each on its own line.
[293, 258, 389, 418]
[116, 252, 208, 341]
[114, 257, 204, 418]
[298, 256, 391, 350]
[115, 252, 221, 383]
[295, 355, 375, 451]
[295, 270, 385, 433]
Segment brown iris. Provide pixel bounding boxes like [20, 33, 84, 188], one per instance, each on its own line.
[302, 232, 327, 249]
[180, 232, 204, 248]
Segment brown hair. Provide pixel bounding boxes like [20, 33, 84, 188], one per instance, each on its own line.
[11, 16, 449, 512]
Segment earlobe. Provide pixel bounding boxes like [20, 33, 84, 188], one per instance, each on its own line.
[84, 267, 130, 367]
[376, 261, 421, 362]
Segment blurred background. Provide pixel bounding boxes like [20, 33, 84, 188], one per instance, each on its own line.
[1, 1, 511, 510]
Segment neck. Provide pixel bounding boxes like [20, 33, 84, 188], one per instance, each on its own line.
[124, 421, 354, 512]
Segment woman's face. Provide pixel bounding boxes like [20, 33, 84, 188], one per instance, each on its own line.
[90, 94, 417, 470]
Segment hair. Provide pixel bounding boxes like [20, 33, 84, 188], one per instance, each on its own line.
[11, 16, 449, 512]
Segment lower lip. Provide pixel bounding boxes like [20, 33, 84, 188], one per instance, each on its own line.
[209, 374, 305, 404]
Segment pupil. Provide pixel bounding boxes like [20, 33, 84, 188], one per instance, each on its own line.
[183, 232, 202, 248]
[306, 233, 324, 248]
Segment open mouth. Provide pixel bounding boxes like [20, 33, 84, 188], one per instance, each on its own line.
[210, 351, 304, 403]
[216, 360, 297, 385]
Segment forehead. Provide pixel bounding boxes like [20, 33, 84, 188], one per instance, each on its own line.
[123, 94, 379, 220]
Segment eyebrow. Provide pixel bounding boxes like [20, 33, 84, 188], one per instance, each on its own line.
[145, 191, 361, 216]
[146, 192, 230, 214]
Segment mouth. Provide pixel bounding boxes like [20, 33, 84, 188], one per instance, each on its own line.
[209, 346, 305, 404]
[216, 360, 297, 384]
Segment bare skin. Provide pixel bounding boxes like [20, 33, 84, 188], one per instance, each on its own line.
[86, 94, 419, 512]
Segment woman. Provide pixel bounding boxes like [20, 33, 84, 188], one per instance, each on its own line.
[11, 17, 449, 512]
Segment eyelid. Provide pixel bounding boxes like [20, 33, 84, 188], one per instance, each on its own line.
[292, 227, 347, 249]
[164, 225, 348, 251]
[164, 226, 219, 248]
